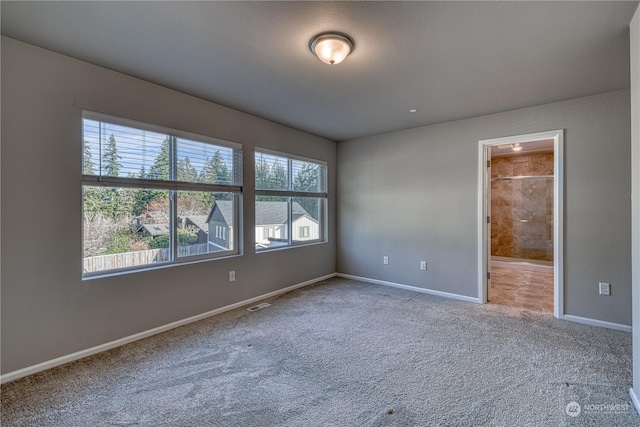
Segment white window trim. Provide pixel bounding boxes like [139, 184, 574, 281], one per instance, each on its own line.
[83, 111, 242, 150]
[255, 148, 328, 252]
[82, 111, 243, 278]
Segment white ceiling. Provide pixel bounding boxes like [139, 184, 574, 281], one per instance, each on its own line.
[2, 1, 638, 141]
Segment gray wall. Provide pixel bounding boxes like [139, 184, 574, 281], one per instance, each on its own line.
[338, 90, 631, 325]
[630, 5, 640, 401]
[0, 37, 337, 375]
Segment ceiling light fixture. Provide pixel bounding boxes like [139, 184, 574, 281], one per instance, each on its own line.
[309, 32, 355, 65]
[512, 143, 523, 152]
[409, 108, 418, 113]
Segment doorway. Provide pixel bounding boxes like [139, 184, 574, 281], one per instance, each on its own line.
[478, 130, 564, 318]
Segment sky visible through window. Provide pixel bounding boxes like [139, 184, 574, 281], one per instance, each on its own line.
[83, 119, 235, 179]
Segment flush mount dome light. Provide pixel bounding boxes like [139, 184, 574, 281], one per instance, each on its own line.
[309, 32, 354, 65]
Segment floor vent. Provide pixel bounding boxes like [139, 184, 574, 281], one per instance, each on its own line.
[247, 302, 271, 312]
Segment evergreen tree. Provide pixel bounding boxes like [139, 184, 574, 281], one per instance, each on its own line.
[102, 134, 122, 176]
[255, 157, 271, 189]
[293, 163, 319, 191]
[200, 150, 230, 184]
[294, 163, 321, 219]
[177, 157, 198, 182]
[270, 160, 288, 190]
[148, 136, 171, 180]
[132, 190, 158, 217]
[213, 151, 231, 184]
[83, 140, 95, 175]
[117, 187, 137, 219]
[94, 135, 123, 219]
[132, 166, 157, 216]
[82, 140, 103, 218]
[198, 150, 232, 207]
[177, 156, 204, 209]
[135, 136, 172, 215]
[197, 191, 215, 210]
[83, 186, 103, 220]
[100, 188, 121, 219]
[255, 158, 285, 202]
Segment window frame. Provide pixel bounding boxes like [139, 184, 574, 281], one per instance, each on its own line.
[254, 148, 328, 252]
[82, 111, 243, 278]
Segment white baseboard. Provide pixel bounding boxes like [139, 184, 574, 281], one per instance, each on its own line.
[4, 273, 630, 384]
[336, 273, 480, 303]
[630, 388, 640, 415]
[0, 273, 336, 385]
[562, 314, 632, 332]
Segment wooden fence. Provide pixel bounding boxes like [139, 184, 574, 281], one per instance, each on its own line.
[84, 243, 211, 273]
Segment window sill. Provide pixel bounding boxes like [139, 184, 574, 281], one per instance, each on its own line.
[82, 252, 242, 281]
[255, 240, 327, 254]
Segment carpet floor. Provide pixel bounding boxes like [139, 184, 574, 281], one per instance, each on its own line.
[1, 277, 637, 426]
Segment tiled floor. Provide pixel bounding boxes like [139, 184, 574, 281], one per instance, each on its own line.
[489, 265, 554, 313]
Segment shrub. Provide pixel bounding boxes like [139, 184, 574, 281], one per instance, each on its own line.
[148, 230, 197, 249]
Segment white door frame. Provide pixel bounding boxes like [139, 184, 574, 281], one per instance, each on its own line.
[477, 130, 564, 318]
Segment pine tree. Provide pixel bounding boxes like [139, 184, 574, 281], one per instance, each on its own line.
[100, 188, 121, 219]
[95, 134, 124, 219]
[293, 163, 319, 191]
[294, 163, 320, 219]
[177, 156, 204, 210]
[270, 160, 288, 190]
[148, 136, 171, 180]
[117, 187, 137, 219]
[82, 140, 103, 218]
[83, 140, 95, 175]
[83, 186, 103, 219]
[200, 150, 230, 184]
[199, 151, 232, 207]
[213, 151, 231, 184]
[132, 166, 150, 216]
[102, 134, 122, 177]
[255, 157, 271, 189]
[177, 157, 198, 182]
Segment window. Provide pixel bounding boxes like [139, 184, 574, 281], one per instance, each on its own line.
[255, 149, 327, 250]
[82, 112, 242, 276]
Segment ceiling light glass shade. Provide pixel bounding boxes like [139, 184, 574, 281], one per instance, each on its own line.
[310, 33, 354, 65]
[512, 144, 523, 151]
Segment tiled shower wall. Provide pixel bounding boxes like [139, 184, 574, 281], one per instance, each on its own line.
[491, 153, 553, 261]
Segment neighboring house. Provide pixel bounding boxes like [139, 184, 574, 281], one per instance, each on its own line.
[183, 215, 209, 244]
[205, 200, 319, 250]
[133, 206, 171, 239]
[134, 216, 208, 244]
[254, 201, 319, 248]
[206, 200, 234, 251]
[137, 223, 170, 239]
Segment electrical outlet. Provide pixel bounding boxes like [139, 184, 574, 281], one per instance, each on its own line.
[420, 261, 427, 270]
[383, 256, 389, 265]
[229, 271, 236, 282]
[599, 282, 610, 295]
